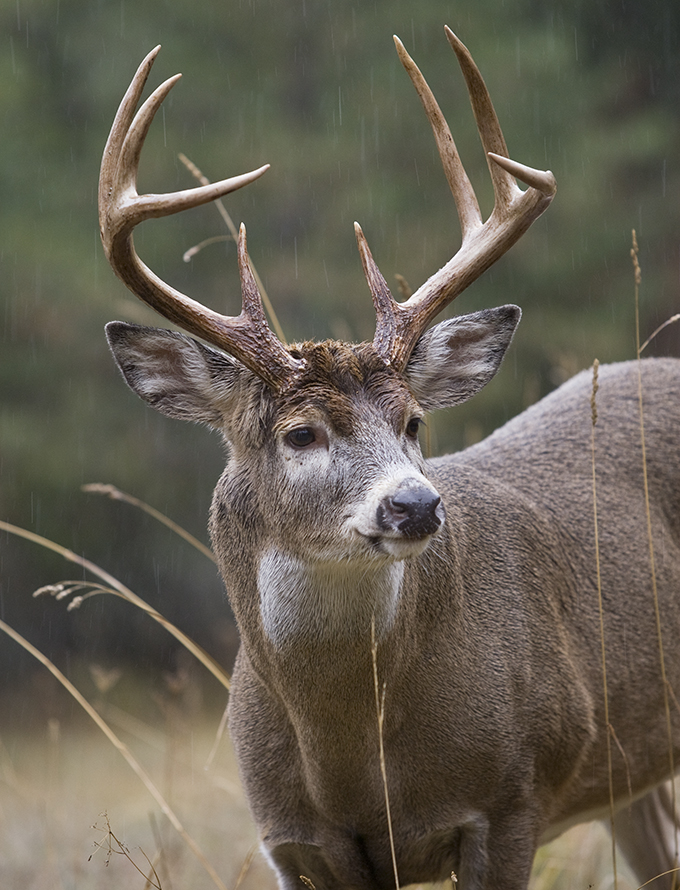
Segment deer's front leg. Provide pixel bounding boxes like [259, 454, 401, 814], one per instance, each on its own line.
[456, 809, 540, 890]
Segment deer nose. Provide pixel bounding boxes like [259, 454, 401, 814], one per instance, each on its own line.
[377, 482, 444, 538]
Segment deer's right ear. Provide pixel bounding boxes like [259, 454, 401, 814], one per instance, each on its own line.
[105, 322, 249, 429]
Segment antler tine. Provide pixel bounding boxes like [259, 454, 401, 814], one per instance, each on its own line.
[443, 26, 515, 213]
[369, 28, 557, 371]
[354, 222, 400, 357]
[393, 36, 482, 242]
[231, 223, 305, 390]
[487, 152, 557, 195]
[443, 28, 557, 208]
[99, 47, 303, 391]
[99, 46, 160, 215]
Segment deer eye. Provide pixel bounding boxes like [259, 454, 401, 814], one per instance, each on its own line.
[287, 427, 316, 448]
[406, 417, 422, 439]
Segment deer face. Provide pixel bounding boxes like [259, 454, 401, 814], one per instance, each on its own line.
[242, 340, 442, 564]
[106, 305, 519, 568]
[99, 35, 551, 649]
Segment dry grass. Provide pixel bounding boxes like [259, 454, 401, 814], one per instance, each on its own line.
[0, 677, 275, 890]
[0, 678, 641, 890]
[532, 825, 638, 890]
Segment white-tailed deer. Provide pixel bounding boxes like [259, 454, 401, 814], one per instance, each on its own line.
[99, 28, 680, 890]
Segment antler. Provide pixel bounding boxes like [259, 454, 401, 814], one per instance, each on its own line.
[99, 46, 304, 391]
[359, 26, 557, 371]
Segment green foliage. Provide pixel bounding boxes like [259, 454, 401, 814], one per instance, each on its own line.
[1, 0, 679, 669]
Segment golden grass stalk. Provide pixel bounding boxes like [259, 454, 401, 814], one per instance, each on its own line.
[205, 702, 230, 771]
[0, 617, 230, 890]
[81, 483, 216, 563]
[183, 235, 232, 263]
[78, 485, 232, 766]
[631, 230, 678, 864]
[0, 519, 230, 691]
[371, 617, 400, 890]
[178, 152, 287, 344]
[637, 867, 680, 889]
[233, 845, 257, 890]
[590, 359, 619, 890]
[638, 314, 680, 355]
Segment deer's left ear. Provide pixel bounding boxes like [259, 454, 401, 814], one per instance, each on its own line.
[403, 305, 521, 412]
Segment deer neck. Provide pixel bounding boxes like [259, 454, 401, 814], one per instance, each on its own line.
[254, 547, 409, 790]
[257, 546, 405, 651]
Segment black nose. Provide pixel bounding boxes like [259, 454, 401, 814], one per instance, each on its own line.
[377, 481, 444, 538]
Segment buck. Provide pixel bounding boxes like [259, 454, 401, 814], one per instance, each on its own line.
[99, 28, 680, 890]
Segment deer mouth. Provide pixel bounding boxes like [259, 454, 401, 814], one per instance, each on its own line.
[358, 529, 439, 561]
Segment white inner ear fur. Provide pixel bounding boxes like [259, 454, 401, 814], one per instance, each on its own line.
[107, 324, 249, 428]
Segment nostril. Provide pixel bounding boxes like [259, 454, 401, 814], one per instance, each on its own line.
[389, 497, 410, 517]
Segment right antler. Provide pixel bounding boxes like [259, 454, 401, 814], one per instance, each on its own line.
[358, 26, 557, 371]
[99, 46, 304, 391]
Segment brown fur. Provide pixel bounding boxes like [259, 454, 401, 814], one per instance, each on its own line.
[275, 341, 418, 437]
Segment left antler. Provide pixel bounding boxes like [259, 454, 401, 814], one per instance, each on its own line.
[99, 46, 304, 391]
[358, 26, 557, 371]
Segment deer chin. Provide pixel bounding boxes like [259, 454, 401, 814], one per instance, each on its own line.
[348, 525, 439, 561]
[378, 534, 434, 560]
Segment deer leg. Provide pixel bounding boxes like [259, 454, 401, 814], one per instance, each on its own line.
[610, 784, 680, 890]
[461, 810, 538, 890]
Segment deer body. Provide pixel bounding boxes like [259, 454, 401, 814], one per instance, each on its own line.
[99, 28, 680, 890]
[209, 354, 680, 890]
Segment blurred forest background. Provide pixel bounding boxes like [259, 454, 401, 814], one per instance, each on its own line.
[1, 0, 680, 690]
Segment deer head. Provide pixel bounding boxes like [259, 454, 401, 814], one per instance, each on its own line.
[101, 29, 556, 616]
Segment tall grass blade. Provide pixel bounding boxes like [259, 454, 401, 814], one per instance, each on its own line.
[632, 230, 678, 873]
[590, 359, 619, 890]
[178, 152, 287, 344]
[82, 483, 216, 563]
[371, 617, 400, 890]
[638, 314, 680, 356]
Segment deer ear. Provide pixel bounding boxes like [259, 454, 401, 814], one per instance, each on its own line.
[105, 322, 249, 428]
[404, 305, 521, 412]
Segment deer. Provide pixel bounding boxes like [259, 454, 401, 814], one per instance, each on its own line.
[98, 26, 680, 890]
